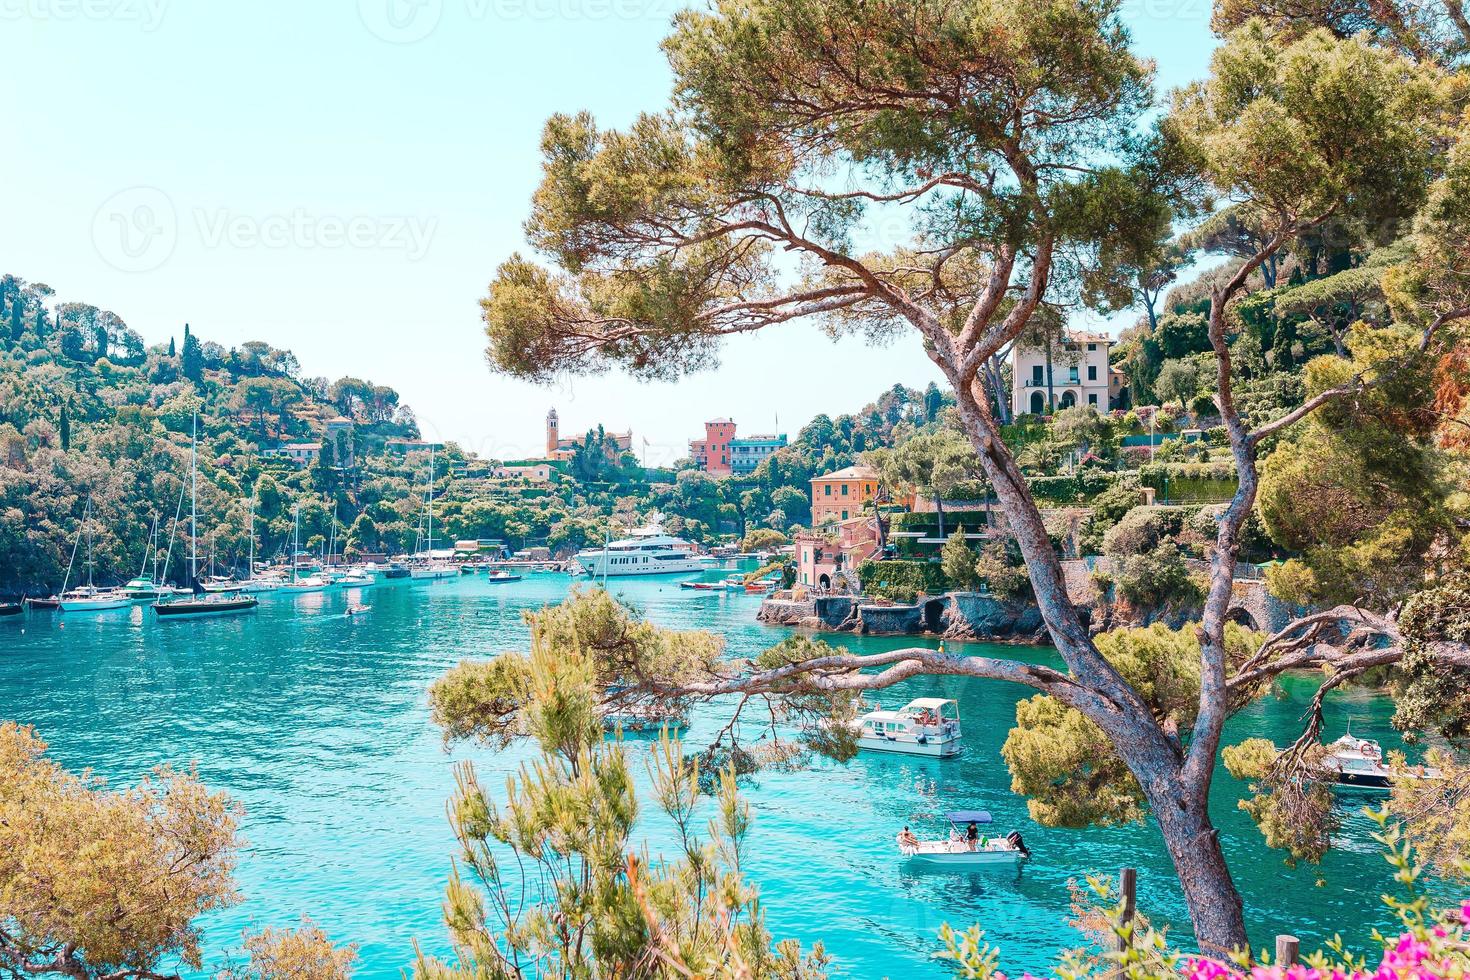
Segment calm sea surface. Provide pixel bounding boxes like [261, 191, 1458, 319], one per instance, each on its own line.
[0, 571, 1421, 977]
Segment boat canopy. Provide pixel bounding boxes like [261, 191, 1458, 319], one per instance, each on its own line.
[946, 810, 994, 825]
[902, 698, 960, 716]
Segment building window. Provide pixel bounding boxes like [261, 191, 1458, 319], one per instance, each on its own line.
[1088, 365, 1097, 381]
[1069, 367, 1079, 383]
[841, 511, 848, 520]
[840, 485, 848, 496]
[1031, 365, 1043, 385]
[1088, 343, 1096, 352]
[824, 485, 831, 496]
[1089, 393, 1099, 406]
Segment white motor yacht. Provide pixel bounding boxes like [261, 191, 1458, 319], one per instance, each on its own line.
[854, 697, 963, 757]
[576, 518, 704, 577]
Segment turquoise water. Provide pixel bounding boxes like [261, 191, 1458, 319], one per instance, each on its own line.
[0, 573, 1421, 977]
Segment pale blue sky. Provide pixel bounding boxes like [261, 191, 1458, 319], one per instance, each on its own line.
[1, 0, 1217, 463]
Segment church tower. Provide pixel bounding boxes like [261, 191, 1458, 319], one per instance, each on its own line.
[546, 407, 559, 455]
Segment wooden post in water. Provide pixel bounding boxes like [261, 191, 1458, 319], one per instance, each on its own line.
[1115, 866, 1138, 976]
[1275, 935, 1299, 968]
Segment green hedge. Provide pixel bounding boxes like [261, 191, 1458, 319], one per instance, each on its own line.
[857, 559, 946, 603]
[1138, 462, 1239, 503]
[1025, 471, 1119, 505]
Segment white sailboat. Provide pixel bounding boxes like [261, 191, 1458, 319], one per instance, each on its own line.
[59, 497, 132, 612]
[283, 504, 330, 593]
[153, 415, 260, 619]
[410, 444, 457, 580]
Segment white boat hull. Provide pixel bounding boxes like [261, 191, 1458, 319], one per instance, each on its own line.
[858, 734, 962, 757]
[901, 845, 1022, 869]
[578, 556, 705, 577]
[60, 596, 132, 612]
[282, 583, 328, 594]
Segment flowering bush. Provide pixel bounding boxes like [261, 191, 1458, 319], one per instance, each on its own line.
[937, 810, 1470, 980]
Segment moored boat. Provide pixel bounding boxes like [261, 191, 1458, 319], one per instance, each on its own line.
[153, 589, 259, 619]
[575, 515, 705, 578]
[123, 577, 187, 601]
[897, 811, 1030, 869]
[151, 415, 261, 620]
[0, 601, 23, 617]
[855, 697, 963, 757]
[25, 596, 60, 611]
[1316, 733, 1442, 790]
[485, 570, 522, 583]
[59, 585, 133, 612]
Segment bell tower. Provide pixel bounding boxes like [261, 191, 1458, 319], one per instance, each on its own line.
[546, 407, 559, 455]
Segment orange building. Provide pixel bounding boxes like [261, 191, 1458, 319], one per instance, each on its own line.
[689, 418, 737, 475]
[810, 464, 881, 524]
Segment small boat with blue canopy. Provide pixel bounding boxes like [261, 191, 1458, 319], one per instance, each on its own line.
[896, 810, 1030, 869]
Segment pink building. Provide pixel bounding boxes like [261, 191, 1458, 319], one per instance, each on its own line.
[690, 418, 737, 475]
[794, 517, 883, 592]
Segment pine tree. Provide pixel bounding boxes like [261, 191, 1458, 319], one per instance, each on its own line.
[8, 300, 22, 343]
[181, 324, 204, 386]
[940, 526, 978, 590]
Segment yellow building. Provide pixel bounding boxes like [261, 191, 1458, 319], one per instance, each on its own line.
[810, 464, 880, 525]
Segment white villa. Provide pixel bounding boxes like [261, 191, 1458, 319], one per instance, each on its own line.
[1010, 331, 1126, 416]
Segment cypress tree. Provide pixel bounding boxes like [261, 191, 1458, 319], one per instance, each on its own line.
[59, 403, 71, 452]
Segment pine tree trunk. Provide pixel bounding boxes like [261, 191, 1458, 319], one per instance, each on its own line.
[1149, 787, 1249, 956]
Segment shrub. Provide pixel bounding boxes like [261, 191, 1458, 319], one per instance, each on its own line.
[974, 541, 1030, 599]
[1113, 543, 1199, 607]
[1102, 507, 1185, 558]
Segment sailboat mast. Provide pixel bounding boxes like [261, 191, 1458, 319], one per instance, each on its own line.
[426, 444, 434, 557]
[189, 413, 198, 585]
[248, 488, 255, 580]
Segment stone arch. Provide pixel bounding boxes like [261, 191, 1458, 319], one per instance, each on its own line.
[817, 573, 831, 590]
[1030, 390, 1046, 415]
[922, 597, 946, 633]
[1225, 606, 1259, 631]
[1059, 389, 1077, 409]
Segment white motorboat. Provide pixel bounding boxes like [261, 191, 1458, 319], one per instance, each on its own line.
[121, 577, 187, 602]
[1317, 733, 1441, 790]
[575, 516, 705, 578]
[59, 585, 133, 612]
[897, 811, 1030, 869]
[855, 697, 963, 757]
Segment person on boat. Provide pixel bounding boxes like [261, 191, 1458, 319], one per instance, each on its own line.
[966, 821, 980, 850]
[896, 826, 919, 851]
